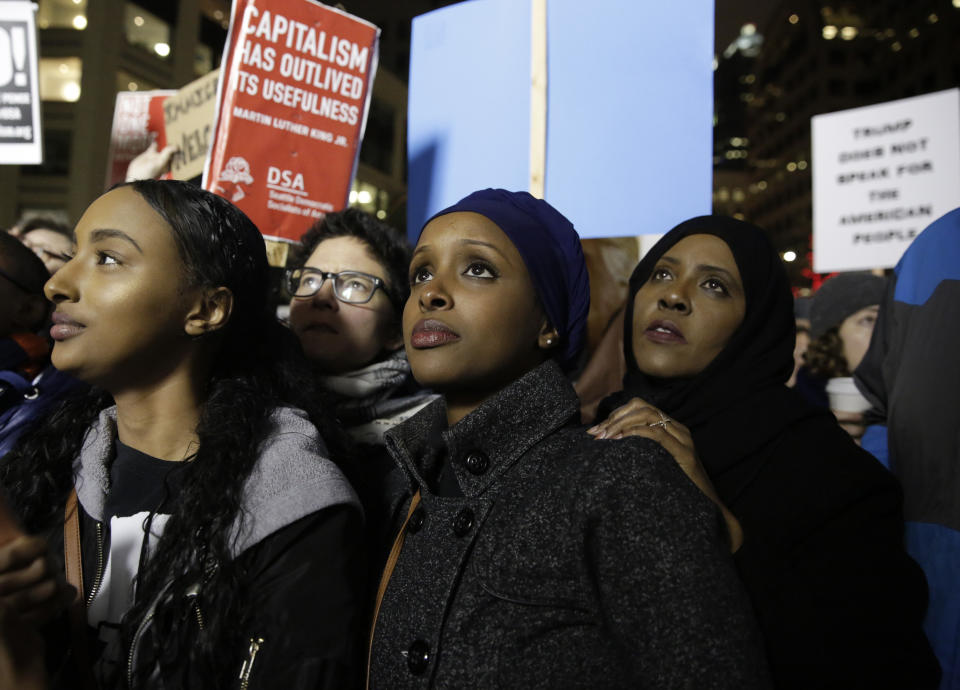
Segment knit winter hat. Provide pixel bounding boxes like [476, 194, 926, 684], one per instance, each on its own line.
[810, 272, 886, 339]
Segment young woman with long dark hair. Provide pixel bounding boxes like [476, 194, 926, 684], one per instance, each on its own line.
[0, 180, 363, 688]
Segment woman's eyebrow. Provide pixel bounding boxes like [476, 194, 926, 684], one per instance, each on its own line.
[458, 239, 510, 260]
[698, 264, 737, 281]
[663, 254, 737, 280]
[90, 228, 143, 254]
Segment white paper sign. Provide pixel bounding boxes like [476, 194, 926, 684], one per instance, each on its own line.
[0, 1, 41, 164]
[812, 89, 960, 272]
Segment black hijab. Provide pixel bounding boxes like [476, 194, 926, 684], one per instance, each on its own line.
[603, 215, 823, 479]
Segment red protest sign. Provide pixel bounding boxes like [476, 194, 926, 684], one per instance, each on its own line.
[104, 90, 174, 188]
[204, 0, 379, 242]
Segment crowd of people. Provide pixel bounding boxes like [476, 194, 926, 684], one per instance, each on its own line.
[0, 178, 956, 689]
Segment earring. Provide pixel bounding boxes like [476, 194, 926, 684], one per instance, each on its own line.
[545, 337, 555, 347]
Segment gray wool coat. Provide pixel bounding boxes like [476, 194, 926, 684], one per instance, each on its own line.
[370, 361, 770, 689]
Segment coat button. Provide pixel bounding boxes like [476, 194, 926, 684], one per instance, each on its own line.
[464, 451, 489, 475]
[407, 639, 430, 674]
[452, 508, 474, 537]
[407, 507, 425, 534]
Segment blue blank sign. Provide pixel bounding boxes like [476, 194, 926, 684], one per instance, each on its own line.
[407, 0, 713, 240]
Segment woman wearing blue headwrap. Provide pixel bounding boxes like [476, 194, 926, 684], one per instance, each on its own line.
[367, 189, 770, 688]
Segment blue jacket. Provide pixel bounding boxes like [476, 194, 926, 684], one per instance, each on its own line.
[855, 206, 960, 690]
[0, 364, 85, 457]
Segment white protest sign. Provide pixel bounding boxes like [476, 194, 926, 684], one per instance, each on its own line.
[812, 89, 960, 272]
[0, 1, 41, 164]
[162, 68, 220, 180]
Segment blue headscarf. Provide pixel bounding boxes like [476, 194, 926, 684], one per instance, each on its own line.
[422, 189, 590, 370]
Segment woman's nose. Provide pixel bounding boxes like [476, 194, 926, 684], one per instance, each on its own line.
[44, 257, 78, 304]
[419, 281, 451, 310]
[310, 277, 339, 309]
[657, 287, 690, 313]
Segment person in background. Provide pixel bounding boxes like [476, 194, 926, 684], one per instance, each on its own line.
[0, 234, 84, 457]
[16, 217, 75, 276]
[369, 191, 769, 689]
[855, 207, 960, 690]
[588, 215, 939, 690]
[796, 272, 885, 438]
[286, 209, 435, 582]
[0, 180, 363, 688]
[786, 295, 810, 388]
[288, 209, 434, 443]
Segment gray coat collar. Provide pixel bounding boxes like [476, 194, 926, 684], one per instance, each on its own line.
[73, 406, 359, 557]
[385, 360, 580, 497]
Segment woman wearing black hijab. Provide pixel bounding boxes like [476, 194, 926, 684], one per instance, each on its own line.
[589, 216, 939, 689]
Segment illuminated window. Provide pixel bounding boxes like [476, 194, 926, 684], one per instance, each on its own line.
[349, 180, 390, 217]
[38, 57, 82, 102]
[124, 4, 171, 60]
[36, 0, 88, 30]
[840, 26, 858, 40]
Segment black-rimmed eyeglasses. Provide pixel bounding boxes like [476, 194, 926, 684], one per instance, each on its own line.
[285, 268, 389, 305]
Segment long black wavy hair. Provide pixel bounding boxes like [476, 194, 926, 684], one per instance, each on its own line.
[0, 180, 343, 687]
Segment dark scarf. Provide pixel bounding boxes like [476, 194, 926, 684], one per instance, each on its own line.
[600, 215, 823, 480]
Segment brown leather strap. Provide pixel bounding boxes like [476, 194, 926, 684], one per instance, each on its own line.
[64, 489, 83, 597]
[64, 489, 97, 690]
[366, 490, 421, 689]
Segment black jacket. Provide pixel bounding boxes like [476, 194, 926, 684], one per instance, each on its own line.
[370, 361, 770, 689]
[46, 502, 363, 689]
[715, 402, 940, 689]
[44, 406, 365, 689]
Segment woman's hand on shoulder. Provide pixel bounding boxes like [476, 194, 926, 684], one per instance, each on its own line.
[0, 535, 75, 625]
[587, 398, 743, 552]
[588, 397, 699, 472]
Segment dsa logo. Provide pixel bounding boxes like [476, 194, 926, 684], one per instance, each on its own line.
[267, 167, 305, 191]
[215, 156, 254, 202]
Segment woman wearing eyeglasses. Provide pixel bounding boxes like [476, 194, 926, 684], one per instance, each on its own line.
[287, 208, 436, 444]
[286, 209, 436, 604]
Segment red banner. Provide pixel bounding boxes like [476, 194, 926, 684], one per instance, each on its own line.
[204, 0, 379, 242]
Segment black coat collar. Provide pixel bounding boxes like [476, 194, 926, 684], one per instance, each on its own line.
[385, 360, 579, 498]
